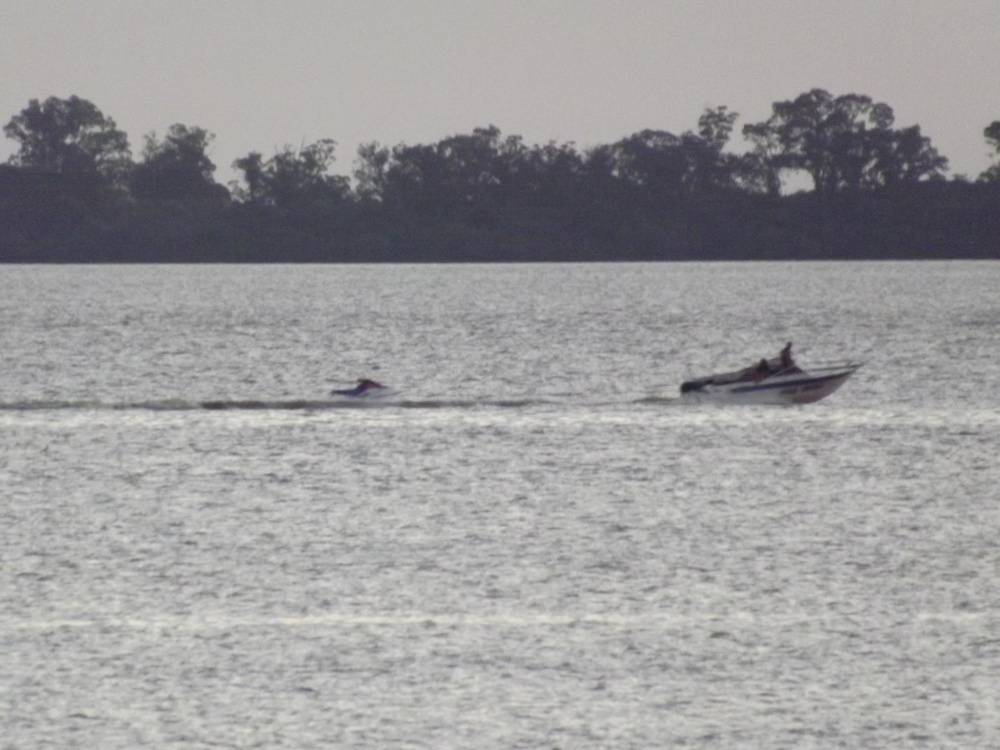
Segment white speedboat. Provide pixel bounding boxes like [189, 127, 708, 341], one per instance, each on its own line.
[680, 360, 861, 405]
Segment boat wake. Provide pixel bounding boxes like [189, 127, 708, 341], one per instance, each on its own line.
[0, 397, 567, 413]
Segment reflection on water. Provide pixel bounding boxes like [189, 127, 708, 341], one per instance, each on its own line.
[2, 262, 999, 748]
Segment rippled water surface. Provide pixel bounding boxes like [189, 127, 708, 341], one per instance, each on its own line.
[2, 262, 998, 748]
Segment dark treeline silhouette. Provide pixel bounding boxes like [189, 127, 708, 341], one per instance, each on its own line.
[2, 91, 998, 262]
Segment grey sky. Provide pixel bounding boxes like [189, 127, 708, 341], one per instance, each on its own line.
[2, 0, 998, 184]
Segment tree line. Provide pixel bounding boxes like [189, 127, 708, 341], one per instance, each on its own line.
[2, 90, 998, 262]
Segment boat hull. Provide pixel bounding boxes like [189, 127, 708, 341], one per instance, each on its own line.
[681, 363, 861, 405]
[329, 388, 397, 399]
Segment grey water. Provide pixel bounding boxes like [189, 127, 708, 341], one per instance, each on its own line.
[2, 261, 998, 749]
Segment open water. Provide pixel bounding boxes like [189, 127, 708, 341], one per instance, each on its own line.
[2, 261, 999, 749]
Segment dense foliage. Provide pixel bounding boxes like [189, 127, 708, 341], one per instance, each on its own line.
[2, 92, 998, 262]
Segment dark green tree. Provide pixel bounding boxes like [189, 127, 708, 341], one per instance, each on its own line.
[3, 96, 131, 187]
[231, 151, 266, 203]
[522, 140, 588, 211]
[130, 124, 228, 202]
[432, 126, 529, 226]
[265, 139, 348, 208]
[353, 142, 391, 203]
[379, 126, 523, 223]
[866, 125, 947, 188]
[609, 109, 739, 204]
[740, 120, 789, 196]
[742, 89, 946, 195]
[980, 121, 1000, 182]
[609, 129, 685, 213]
[379, 142, 444, 216]
[688, 106, 741, 192]
[231, 139, 348, 209]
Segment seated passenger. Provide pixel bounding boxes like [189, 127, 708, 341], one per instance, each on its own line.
[754, 358, 770, 380]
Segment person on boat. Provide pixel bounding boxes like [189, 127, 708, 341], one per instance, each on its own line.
[754, 358, 770, 380]
[780, 342, 794, 370]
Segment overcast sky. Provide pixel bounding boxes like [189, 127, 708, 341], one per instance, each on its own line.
[2, 0, 998, 184]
